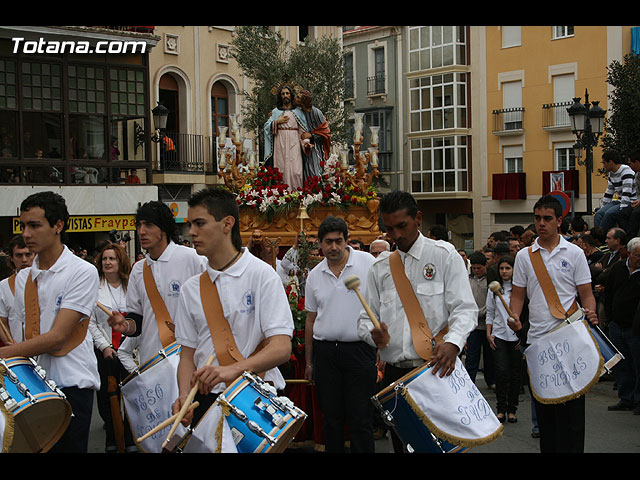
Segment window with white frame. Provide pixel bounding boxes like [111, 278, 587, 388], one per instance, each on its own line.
[553, 26, 574, 39]
[409, 72, 468, 132]
[502, 26, 521, 48]
[504, 145, 523, 173]
[408, 26, 467, 72]
[555, 142, 576, 170]
[410, 135, 468, 193]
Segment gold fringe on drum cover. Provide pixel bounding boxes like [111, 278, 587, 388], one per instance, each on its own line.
[399, 387, 504, 449]
[0, 365, 15, 453]
[215, 402, 232, 454]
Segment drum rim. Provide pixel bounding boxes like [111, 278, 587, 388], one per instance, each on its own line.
[120, 342, 181, 387]
[8, 396, 72, 453]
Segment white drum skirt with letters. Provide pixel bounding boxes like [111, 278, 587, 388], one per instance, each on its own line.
[373, 357, 502, 453]
[120, 343, 188, 452]
[525, 310, 620, 404]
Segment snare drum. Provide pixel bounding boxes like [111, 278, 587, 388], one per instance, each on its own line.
[0, 356, 71, 453]
[589, 323, 624, 375]
[372, 357, 502, 453]
[212, 371, 307, 453]
[120, 342, 182, 453]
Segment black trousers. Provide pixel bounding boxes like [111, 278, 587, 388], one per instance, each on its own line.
[49, 387, 94, 453]
[533, 395, 585, 453]
[312, 339, 377, 453]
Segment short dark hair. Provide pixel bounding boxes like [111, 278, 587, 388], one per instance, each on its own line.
[428, 224, 448, 241]
[348, 238, 365, 249]
[20, 191, 70, 234]
[570, 216, 588, 233]
[8, 234, 26, 256]
[490, 231, 508, 242]
[494, 241, 510, 255]
[318, 215, 348, 242]
[628, 149, 640, 163]
[609, 227, 627, 246]
[136, 201, 179, 244]
[580, 233, 597, 247]
[379, 190, 419, 218]
[602, 149, 622, 165]
[188, 187, 242, 251]
[533, 194, 563, 219]
[510, 225, 525, 237]
[469, 251, 487, 266]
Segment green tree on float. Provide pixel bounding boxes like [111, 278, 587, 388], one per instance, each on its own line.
[229, 26, 348, 158]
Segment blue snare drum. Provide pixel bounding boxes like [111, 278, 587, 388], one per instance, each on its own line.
[0, 356, 71, 452]
[372, 363, 465, 453]
[120, 342, 181, 386]
[215, 371, 307, 453]
[588, 323, 624, 376]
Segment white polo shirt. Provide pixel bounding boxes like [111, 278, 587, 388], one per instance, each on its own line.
[10, 246, 100, 390]
[174, 248, 293, 393]
[126, 241, 207, 364]
[357, 233, 478, 366]
[512, 236, 592, 344]
[0, 276, 23, 342]
[305, 246, 374, 342]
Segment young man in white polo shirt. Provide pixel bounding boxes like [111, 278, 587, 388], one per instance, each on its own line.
[0, 191, 100, 453]
[0, 235, 34, 344]
[304, 216, 376, 453]
[171, 187, 293, 427]
[509, 194, 597, 453]
[109, 201, 207, 366]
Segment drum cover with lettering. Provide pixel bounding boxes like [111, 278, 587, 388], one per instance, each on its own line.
[401, 357, 502, 448]
[182, 403, 238, 453]
[525, 319, 603, 404]
[121, 353, 187, 452]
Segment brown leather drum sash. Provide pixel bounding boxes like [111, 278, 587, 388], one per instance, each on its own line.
[528, 247, 578, 320]
[389, 250, 448, 362]
[24, 272, 89, 356]
[143, 261, 176, 348]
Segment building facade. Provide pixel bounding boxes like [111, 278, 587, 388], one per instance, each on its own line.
[483, 25, 637, 246]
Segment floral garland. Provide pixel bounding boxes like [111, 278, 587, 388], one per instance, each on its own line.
[285, 284, 306, 357]
[234, 153, 378, 221]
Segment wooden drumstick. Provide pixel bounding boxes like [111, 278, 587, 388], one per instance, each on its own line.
[0, 319, 14, 344]
[96, 302, 113, 315]
[488, 281, 516, 318]
[137, 401, 200, 443]
[162, 355, 214, 449]
[344, 275, 381, 329]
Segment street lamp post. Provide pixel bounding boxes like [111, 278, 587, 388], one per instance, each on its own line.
[567, 89, 607, 216]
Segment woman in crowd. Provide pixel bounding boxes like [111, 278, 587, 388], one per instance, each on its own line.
[89, 242, 137, 453]
[486, 255, 522, 424]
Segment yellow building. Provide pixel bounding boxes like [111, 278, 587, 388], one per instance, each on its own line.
[480, 25, 637, 246]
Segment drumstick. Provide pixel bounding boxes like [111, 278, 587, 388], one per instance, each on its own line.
[96, 301, 113, 316]
[488, 281, 516, 318]
[137, 401, 200, 443]
[344, 275, 381, 329]
[162, 355, 214, 449]
[0, 319, 14, 344]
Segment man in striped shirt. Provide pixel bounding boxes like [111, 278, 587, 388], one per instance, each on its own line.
[594, 150, 637, 231]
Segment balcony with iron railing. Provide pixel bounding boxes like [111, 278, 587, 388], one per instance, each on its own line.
[87, 26, 155, 34]
[154, 132, 217, 174]
[542, 101, 573, 131]
[367, 74, 386, 96]
[492, 107, 524, 135]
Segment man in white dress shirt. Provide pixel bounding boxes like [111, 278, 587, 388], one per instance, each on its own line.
[357, 190, 478, 452]
[171, 187, 293, 427]
[0, 235, 34, 344]
[304, 215, 376, 453]
[0, 191, 100, 453]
